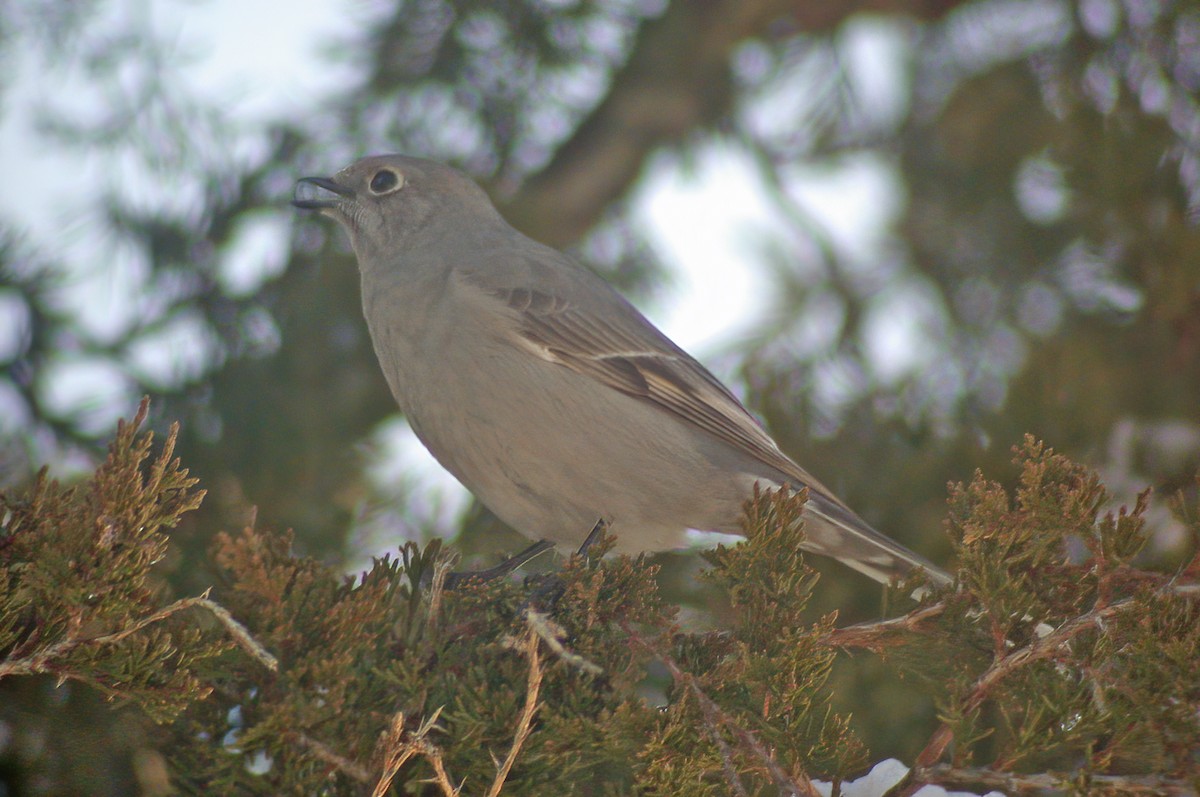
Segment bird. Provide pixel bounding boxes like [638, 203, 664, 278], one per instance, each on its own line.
[292, 154, 951, 591]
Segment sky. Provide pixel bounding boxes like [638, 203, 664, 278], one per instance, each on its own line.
[1, 0, 917, 545]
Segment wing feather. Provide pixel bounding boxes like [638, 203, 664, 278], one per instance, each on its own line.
[469, 279, 827, 496]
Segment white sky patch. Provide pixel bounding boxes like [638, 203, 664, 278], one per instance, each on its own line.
[219, 210, 294, 296]
[368, 419, 473, 525]
[781, 152, 903, 269]
[632, 146, 784, 358]
[0, 0, 355, 340]
[149, 0, 361, 123]
[357, 418, 474, 552]
[0, 291, 30, 364]
[36, 355, 132, 435]
[1, 1, 353, 230]
[838, 16, 914, 130]
[125, 309, 220, 388]
[0, 44, 108, 250]
[863, 280, 946, 385]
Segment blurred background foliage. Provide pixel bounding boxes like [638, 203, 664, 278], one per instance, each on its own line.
[1, 0, 1198, 793]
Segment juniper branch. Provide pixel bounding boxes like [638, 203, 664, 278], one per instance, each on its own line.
[919, 763, 1199, 795]
[822, 602, 946, 652]
[486, 627, 544, 797]
[292, 732, 373, 784]
[0, 591, 277, 681]
[913, 582, 1200, 770]
[369, 714, 417, 795]
[370, 708, 458, 797]
[693, 679, 751, 797]
[622, 621, 821, 797]
[523, 608, 602, 676]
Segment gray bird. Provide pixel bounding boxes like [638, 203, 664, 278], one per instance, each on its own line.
[293, 154, 951, 591]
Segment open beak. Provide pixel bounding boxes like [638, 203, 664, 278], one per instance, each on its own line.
[292, 176, 356, 210]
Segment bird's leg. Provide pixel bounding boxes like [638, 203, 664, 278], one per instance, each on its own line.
[521, 519, 608, 611]
[441, 539, 556, 591]
[574, 518, 608, 561]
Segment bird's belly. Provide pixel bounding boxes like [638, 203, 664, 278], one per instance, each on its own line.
[400, 346, 751, 552]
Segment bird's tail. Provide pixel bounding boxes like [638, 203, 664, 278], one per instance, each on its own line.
[799, 491, 952, 594]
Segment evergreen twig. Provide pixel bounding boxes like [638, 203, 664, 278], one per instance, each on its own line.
[623, 621, 822, 797]
[487, 626, 544, 797]
[822, 602, 947, 651]
[293, 732, 373, 784]
[912, 582, 1200, 772]
[0, 592, 277, 680]
[370, 708, 458, 797]
[919, 763, 1199, 795]
[523, 608, 602, 675]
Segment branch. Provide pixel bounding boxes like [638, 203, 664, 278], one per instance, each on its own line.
[426, 552, 453, 637]
[0, 591, 278, 681]
[913, 582, 1200, 771]
[693, 678, 752, 797]
[371, 708, 458, 797]
[822, 602, 946, 652]
[486, 626, 545, 797]
[318, 619, 551, 797]
[523, 608, 602, 676]
[293, 732, 373, 784]
[623, 622, 821, 797]
[420, 745, 459, 797]
[505, 0, 970, 248]
[369, 715, 419, 796]
[918, 763, 1199, 796]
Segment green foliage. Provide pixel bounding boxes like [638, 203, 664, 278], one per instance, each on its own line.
[4, 406, 1199, 794]
[0, 398, 223, 721]
[912, 437, 1200, 789]
[170, 490, 866, 794]
[636, 488, 866, 795]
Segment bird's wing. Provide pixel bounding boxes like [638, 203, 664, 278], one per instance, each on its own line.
[460, 272, 838, 500]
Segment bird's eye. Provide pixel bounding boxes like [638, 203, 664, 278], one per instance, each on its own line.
[369, 169, 403, 195]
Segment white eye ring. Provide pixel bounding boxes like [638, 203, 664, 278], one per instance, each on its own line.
[368, 168, 404, 195]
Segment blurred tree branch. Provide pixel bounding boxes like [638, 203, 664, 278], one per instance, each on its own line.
[507, 0, 970, 247]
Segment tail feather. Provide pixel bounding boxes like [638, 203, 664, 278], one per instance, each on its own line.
[800, 492, 952, 592]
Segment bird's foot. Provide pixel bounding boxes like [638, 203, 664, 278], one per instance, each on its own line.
[573, 518, 608, 562]
[440, 539, 555, 591]
[519, 519, 608, 613]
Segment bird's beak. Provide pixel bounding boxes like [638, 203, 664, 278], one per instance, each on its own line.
[292, 176, 355, 210]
